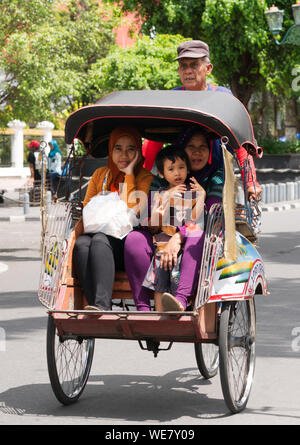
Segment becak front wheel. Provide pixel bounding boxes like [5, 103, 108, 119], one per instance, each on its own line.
[219, 299, 256, 413]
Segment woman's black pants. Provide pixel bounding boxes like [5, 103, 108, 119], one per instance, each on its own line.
[73, 232, 125, 310]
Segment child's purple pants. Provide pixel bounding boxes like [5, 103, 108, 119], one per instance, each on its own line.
[124, 197, 220, 311]
[124, 228, 205, 311]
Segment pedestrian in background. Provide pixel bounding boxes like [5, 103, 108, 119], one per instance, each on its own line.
[27, 140, 41, 182]
[47, 139, 62, 197]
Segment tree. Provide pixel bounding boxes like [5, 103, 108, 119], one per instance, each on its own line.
[108, 0, 271, 105]
[104, 0, 206, 38]
[201, 0, 271, 106]
[260, 0, 300, 140]
[88, 34, 190, 96]
[0, 0, 118, 126]
[109, 0, 300, 111]
[0, 0, 54, 108]
[56, 0, 120, 105]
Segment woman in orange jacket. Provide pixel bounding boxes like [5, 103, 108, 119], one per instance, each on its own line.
[73, 126, 153, 311]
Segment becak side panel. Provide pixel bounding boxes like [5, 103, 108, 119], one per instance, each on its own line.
[209, 232, 267, 301]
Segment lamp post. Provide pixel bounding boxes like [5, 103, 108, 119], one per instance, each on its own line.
[265, 2, 300, 45]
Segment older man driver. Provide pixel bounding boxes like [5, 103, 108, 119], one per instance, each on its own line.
[142, 40, 261, 201]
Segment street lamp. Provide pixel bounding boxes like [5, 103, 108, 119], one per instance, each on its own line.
[265, 2, 300, 44]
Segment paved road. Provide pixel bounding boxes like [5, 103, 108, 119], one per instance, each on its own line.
[0, 209, 300, 426]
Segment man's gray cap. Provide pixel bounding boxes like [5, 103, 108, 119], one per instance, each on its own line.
[175, 40, 210, 60]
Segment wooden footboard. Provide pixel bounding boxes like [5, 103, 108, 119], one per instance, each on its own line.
[58, 222, 135, 311]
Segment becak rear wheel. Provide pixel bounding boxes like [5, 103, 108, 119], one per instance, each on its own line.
[46, 315, 95, 405]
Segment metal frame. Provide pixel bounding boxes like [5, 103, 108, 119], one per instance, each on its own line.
[195, 203, 224, 309]
[38, 202, 73, 309]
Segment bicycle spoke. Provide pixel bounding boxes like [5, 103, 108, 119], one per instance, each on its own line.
[227, 302, 250, 401]
[54, 334, 91, 397]
[220, 300, 256, 412]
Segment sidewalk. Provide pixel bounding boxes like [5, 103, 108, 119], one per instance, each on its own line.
[261, 200, 300, 212]
[0, 187, 42, 222]
[0, 177, 29, 191]
[0, 204, 41, 222]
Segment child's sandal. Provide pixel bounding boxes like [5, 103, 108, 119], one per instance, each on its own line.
[161, 293, 184, 312]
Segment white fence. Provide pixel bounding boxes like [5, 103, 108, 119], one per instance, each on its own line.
[237, 181, 300, 204]
[260, 181, 300, 204]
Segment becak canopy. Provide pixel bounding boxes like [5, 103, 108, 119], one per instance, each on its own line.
[65, 90, 261, 158]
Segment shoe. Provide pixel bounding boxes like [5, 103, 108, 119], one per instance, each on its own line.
[84, 305, 102, 311]
[161, 293, 184, 312]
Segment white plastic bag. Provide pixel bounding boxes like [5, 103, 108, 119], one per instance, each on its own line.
[82, 192, 138, 239]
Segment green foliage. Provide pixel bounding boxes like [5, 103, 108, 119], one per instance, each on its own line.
[0, 0, 118, 126]
[1, 0, 299, 129]
[258, 137, 300, 154]
[260, 0, 300, 99]
[104, 0, 206, 38]
[88, 34, 191, 95]
[201, 0, 271, 104]
[74, 140, 86, 156]
[0, 0, 54, 40]
[109, 0, 300, 106]
[0, 135, 11, 165]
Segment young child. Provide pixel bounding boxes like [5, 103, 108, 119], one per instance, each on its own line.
[142, 145, 206, 311]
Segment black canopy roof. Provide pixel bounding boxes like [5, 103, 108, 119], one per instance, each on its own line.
[65, 90, 260, 158]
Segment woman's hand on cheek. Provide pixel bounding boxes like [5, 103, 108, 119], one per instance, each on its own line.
[119, 151, 140, 175]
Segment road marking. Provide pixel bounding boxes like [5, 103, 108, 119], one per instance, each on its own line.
[0, 262, 8, 273]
